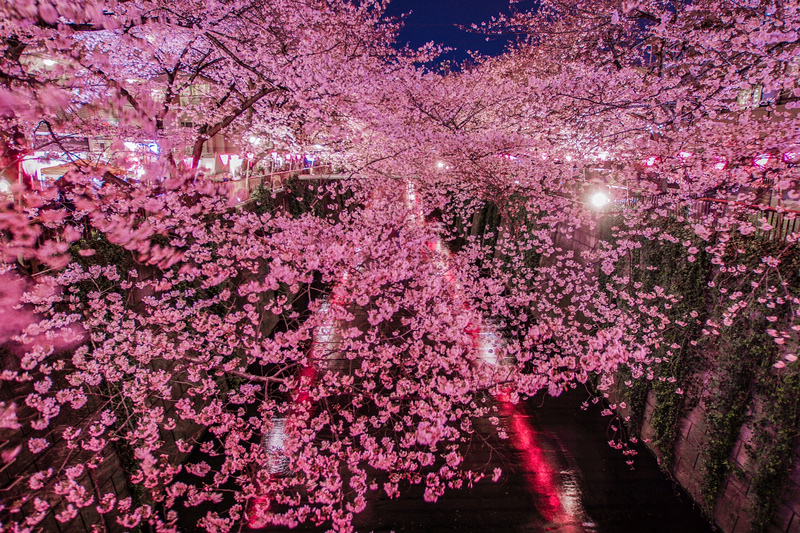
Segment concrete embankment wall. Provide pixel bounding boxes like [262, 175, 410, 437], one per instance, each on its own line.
[552, 221, 800, 533]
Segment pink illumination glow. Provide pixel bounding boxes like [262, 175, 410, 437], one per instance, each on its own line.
[247, 496, 271, 529]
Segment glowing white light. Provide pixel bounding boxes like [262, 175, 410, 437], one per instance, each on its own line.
[598, 151, 610, 161]
[644, 156, 659, 167]
[249, 136, 262, 145]
[42, 59, 56, 66]
[679, 151, 694, 159]
[753, 154, 771, 168]
[713, 157, 728, 170]
[566, 155, 572, 162]
[590, 192, 610, 208]
[436, 161, 446, 169]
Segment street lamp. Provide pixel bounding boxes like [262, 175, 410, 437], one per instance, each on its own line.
[590, 191, 610, 209]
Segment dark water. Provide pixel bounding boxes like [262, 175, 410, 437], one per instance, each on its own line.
[252, 388, 713, 533]
[521, 389, 713, 533]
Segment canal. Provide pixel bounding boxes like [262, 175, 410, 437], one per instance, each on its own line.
[243, 191, 713, 533]
[254, 387, 712, 533]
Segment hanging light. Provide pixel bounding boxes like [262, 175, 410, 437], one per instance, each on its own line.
[590, 191, 610, 209]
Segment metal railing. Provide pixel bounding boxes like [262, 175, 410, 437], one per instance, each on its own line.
[616, 192, 800, 243]
[222, 165, 334, 203]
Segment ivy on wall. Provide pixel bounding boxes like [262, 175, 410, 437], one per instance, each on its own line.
[747, 368, 800, 533]
[600, 210, 800, 529]
[599, 216, 710, 469]
[698, 234, 799, 519]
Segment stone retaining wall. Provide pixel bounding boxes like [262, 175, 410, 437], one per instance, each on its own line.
[551, 219, 800, 533]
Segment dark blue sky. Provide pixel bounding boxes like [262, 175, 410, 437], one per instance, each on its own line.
[383, 0, 538, 64]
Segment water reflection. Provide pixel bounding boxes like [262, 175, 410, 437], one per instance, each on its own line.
[500, 399, 597, 532]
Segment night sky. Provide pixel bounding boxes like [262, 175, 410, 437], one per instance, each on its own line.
[383, 0, 538, 64]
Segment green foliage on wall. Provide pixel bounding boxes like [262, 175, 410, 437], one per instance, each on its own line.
[599, 216, 710, 469]
[748, 368, 800, 533]
[601, 214, 800, 529]
[698, 235, 799, 517]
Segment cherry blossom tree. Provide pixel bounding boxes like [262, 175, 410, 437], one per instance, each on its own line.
[1, 0, 800, 531]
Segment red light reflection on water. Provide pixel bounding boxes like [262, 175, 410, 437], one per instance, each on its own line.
[497, 400, 589, 531]
[499, 401, 564, 522]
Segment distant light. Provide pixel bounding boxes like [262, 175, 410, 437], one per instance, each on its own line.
[436, 161, 446, 169]
[249, 136, 262, 145]
[42, 59, 56, 66]
[598, 151, 610, 161]
[753, 154, 771, 168]
[590, 191, 609, 209]
[784, 152, 798, 163]
[644, 156, 659, 167]
[565, 155, 572, 162]
[713, 157, 727, 171]
[679, 151, 694, 159]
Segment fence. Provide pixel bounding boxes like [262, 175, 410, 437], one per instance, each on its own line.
[616, 193, 800, 243]
[226, 165, 334, 202]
